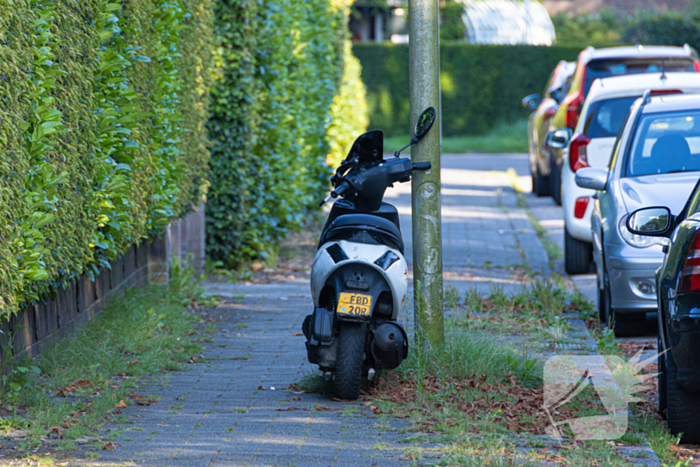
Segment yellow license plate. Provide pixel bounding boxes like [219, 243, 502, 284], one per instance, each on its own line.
[337, 293, 372, 317]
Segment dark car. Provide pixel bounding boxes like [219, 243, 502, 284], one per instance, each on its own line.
[546, 45, 700, 205]
[523, 60, 575, 197]
[627, 177, 700, 444]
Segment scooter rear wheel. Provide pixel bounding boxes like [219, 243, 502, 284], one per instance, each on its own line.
[334, 322, 366, 400]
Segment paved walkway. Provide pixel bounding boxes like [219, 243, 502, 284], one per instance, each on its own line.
[75, 153, 656, 466]
[85, 154, 556, 466]
[94, 282, 412, 467]
[390, 154, 548, 275]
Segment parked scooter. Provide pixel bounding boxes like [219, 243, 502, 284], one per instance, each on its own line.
[302, 107, 437, 400]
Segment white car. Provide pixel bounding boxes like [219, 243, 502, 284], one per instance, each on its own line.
[547, 72, 700, 275]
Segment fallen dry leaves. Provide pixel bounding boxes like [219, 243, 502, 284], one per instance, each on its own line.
[315, 404, 343, 412]
[130, 394, 157, 406]
[55, 380, 93, 397]
[368, 372, 602, 435]
[113, 400, 127, 408]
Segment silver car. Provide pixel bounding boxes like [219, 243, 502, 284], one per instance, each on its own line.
[576, 92, 700, 337]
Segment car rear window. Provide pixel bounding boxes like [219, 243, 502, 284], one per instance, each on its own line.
[585, 58, 695, 95]
[583, 97, 638, 138]
[626, 110, 700, 177]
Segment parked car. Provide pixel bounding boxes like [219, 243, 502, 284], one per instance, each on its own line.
[523, 60, 576, 197]
[575, 93, 700, 337]
[626, 178, 700, 444]
[546, 45, 700, 206]
[547, 73, 700, 275]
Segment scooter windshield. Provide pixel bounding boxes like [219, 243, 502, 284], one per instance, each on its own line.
[346, 130, 383, 165]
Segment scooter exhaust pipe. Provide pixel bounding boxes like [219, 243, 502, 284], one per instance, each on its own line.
[371, 322, 408, 370]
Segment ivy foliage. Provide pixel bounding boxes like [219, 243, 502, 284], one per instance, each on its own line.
[0, 0, 214, 318]
[207, 0, 368, 267]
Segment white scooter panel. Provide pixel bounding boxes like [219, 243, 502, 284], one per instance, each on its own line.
[310, 240, 408, 320]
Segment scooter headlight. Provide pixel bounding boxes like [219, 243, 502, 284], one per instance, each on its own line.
[619, 216, 669, 248]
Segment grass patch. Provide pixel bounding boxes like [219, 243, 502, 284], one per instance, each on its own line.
[385, 120, 528, 155]
[366, 281, 657, 464]
[507, 168, 562, 264]
[0, 260, 216, 449]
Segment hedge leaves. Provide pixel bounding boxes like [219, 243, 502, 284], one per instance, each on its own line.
[207, 0, 368, 267]
[0, 0, 214, 317]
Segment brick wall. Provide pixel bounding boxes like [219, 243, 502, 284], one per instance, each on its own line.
[0, 204, 206, 368]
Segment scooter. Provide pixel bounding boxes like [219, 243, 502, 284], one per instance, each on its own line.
[302, 107, 437, 400]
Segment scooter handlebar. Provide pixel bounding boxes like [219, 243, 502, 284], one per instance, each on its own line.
[412, 162, 431, 171]
[332, 181, 349, 198]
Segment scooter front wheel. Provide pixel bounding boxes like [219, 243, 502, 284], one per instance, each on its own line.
[334, 322, 367, 400]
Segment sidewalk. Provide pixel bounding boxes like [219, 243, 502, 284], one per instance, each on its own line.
[35, 153, 660, 466]
[91, 282, 413, 466]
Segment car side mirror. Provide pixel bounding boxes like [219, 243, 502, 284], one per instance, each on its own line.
[521, 94, 541, 110]
[575, 167, 608, 191]
[545, 128, 572, 149]
[548, 87, 562, 103]
[627, 207, 675, 237]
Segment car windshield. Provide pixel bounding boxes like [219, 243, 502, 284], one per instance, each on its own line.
[626, 110, 700, 177]
[583, 97, 637, 138]
[585, 58, 695, 95]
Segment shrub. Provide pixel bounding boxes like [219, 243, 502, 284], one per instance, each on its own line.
[0, 0, 214, 318]
[206, 0, 368, 267]
[551, 8, 626, 46]
[622, 13, 700, 51]
[353, 43, 583, 138]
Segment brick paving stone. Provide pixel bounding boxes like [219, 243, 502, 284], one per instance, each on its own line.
[53, 154, 658, 466]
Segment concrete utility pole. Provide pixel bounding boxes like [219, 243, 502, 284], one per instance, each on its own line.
[409, 0, 444, 345]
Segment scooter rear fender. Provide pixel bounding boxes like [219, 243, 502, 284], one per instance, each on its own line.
[311, 241, 407, 321]
[324, 264, 393, 322]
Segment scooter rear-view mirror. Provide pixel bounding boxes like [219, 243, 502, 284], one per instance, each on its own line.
[394, 107, 437, 157]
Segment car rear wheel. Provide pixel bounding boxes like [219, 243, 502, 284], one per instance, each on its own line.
[658, 334, 667, 414]
[550, 157, 562, 206]
[532, 162, 550, 197]
[598, 270, 610, 323]
[666, 352, 700, 444]
[612, 311, 646, 337]
[564, 228, 592, 275]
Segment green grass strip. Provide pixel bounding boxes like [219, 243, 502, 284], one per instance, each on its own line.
[1, 261, 215, 448]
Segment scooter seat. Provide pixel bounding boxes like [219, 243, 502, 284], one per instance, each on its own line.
[319, 214, 404, 254]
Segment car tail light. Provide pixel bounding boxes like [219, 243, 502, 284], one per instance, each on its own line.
[569, 133, 591, 172]
[694, 60, 700, 72]
[650, 89, 683, 95]
[679, 231, 700, 293]
[565, 91, 584, 129]
[574, 197, 590, 219]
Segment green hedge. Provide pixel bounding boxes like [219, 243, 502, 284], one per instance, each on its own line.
[353, 43, 583, 137]
[207, 0, 368, 267]
[0, 0, 213, 317]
